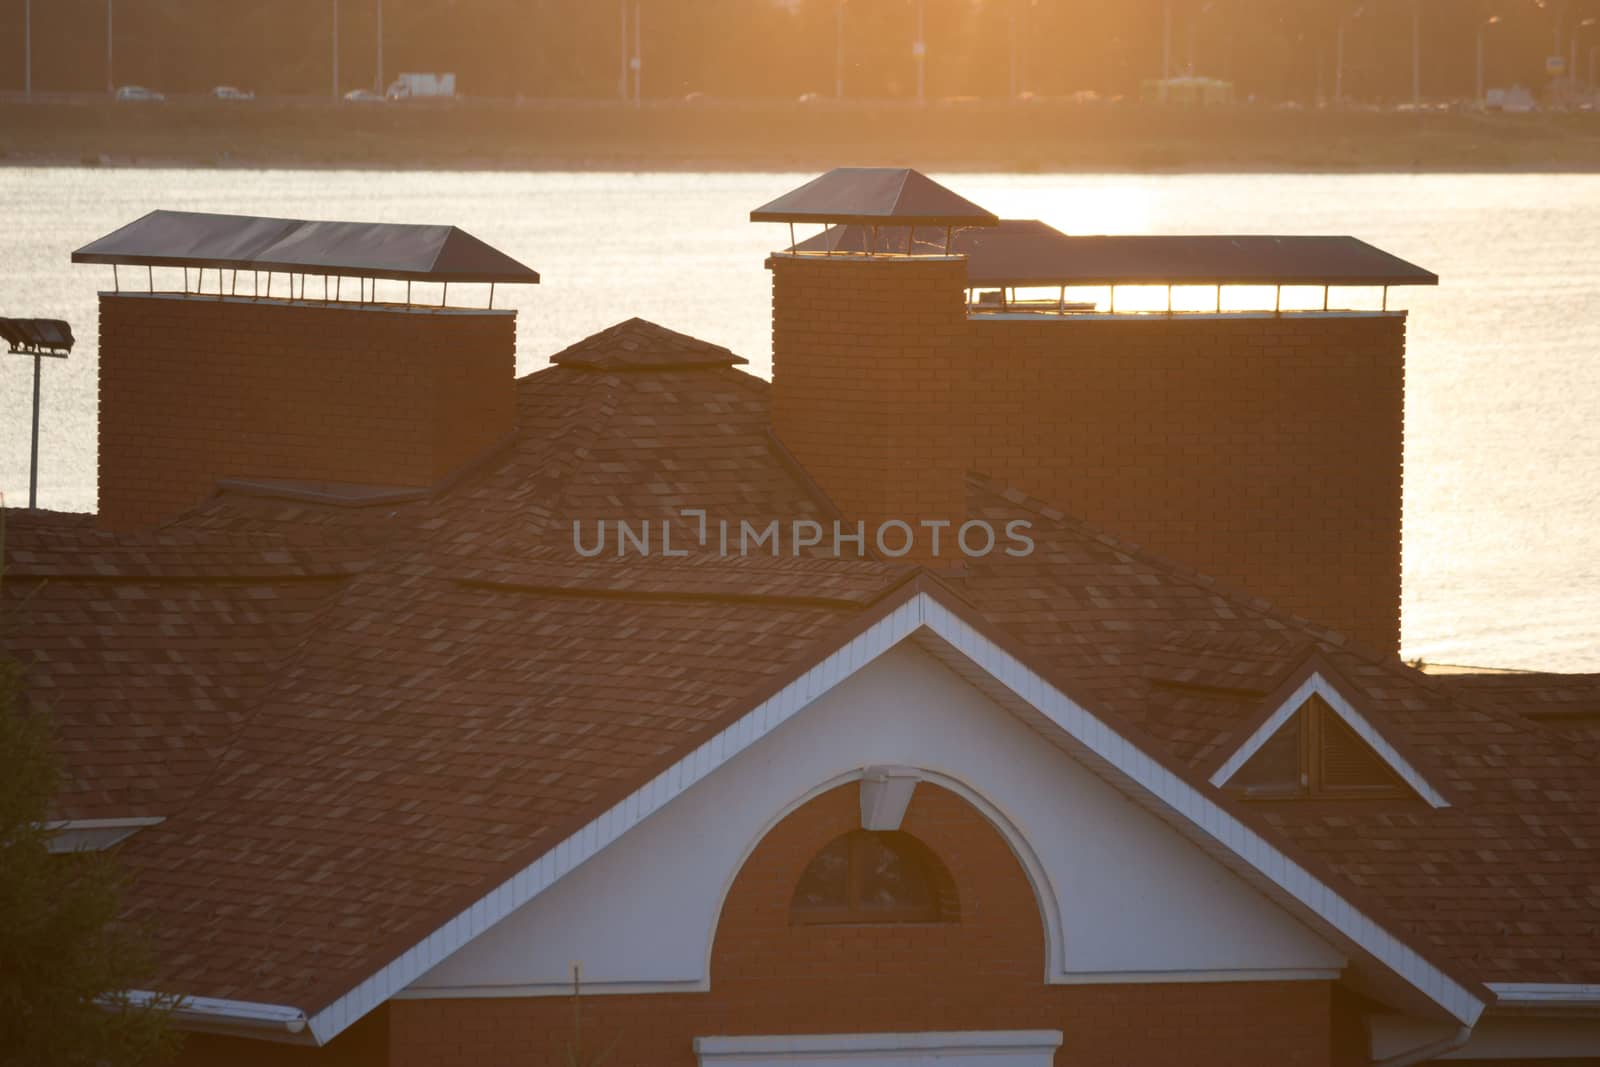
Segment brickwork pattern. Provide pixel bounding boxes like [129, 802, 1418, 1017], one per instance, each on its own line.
[768, 256, 1404, 651]
[96, 295, 515, 531]
[387, 782, 1333, 1067]
[972, 314, 1405, 653]
[769, 255, 974, 559]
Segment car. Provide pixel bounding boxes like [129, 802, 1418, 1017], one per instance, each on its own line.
[342, 89, 385, 104]
[797, 91, 823, 104]
[212, 85, 255, 102]
[114, 85, 164, 103]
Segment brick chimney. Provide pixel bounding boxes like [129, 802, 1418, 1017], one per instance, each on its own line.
[768, 253, 972, 547]
[761, 174, 1416, 652]
[96, 294, 515, 531]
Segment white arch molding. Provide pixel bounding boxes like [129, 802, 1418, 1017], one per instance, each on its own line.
[402, 642, 1345, 1003]
[698, 766, 1067, 987]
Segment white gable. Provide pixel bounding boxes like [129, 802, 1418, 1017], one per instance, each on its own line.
[405, 643, 1345, 998]
[1208, 671, 1449, 808]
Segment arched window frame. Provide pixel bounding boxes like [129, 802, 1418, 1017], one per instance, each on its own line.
[789, 829, 958, 926]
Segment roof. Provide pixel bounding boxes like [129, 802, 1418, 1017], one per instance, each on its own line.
[548, 317, 747, 370]
[796, 221, 1438, 288]
[5, 317, 1597, 1043]
[71, 210, 540, 285]
[750, 168, 999, 227]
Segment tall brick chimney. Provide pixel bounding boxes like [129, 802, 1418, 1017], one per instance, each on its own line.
[74, 209, 536, 532]
[768, 253, 972, 542]
[759, 171, 1427, 653]
[96, 295, 515, 531]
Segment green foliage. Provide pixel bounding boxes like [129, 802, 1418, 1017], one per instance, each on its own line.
[0, 530, 182, 1066]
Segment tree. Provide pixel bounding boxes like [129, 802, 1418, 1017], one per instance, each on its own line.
[0, 584, 181, 1066]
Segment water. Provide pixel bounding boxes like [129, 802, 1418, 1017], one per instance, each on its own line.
[2, 168, 1598, 672]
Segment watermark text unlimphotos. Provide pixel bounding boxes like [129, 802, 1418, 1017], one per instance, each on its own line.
[573, 510, 1034, 559]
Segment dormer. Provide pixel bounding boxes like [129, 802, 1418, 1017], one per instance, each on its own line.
[1209, 668, 1449, 807]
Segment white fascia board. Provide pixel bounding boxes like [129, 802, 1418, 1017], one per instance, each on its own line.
[694, 1029, 1063, 1063]
[297, 591, 1482, 1045]
[43, 816, 165, 854]
[1490, 983, 1600, 1006]
[122, 991, 310, 1042]
[914, 596, 1482, 1026]
[1206, 671, 1450, 808]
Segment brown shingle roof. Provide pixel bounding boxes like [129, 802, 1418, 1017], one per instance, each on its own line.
[548, 317, 747, 370]
[4, 317, 1598, 1020]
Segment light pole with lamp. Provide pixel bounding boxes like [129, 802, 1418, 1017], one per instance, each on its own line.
[1574, 16, 1597, 96]
[1477, 14, 1501, 104]
[913, 0, 926, 105]
[375, 0, 384, 97]
[835, 0, 845, 99]
[1162, 0, 1172, 82]
[332, 0, 340, 100]
[1335, 5, 1365, 103]
[1410, 0, 1422, 105]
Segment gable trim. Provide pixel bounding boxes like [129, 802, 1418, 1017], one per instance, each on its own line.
[1207, 669, 1450, 808]
[287, 586, 1480, 1045]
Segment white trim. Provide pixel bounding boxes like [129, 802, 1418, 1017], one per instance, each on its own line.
[1050, 967, 1341, 985]
[1207, 672, 1449, 808]
[290, 592, 1481, 1044]
[694, 1030, 1062, 1065]
[123, 991, 309, 1041]
[44, 816, 165, 853]
[1490, 983, 1600, 1006]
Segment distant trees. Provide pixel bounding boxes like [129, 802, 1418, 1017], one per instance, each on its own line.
[0, 0, 1596, 106]
[0, 647, 180, 1067]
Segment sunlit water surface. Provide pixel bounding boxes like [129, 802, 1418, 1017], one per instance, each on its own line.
[3, 169, 1597, 671]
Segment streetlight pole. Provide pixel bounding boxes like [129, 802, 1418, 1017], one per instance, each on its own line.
[835, 0, 845, 99]
[1009, 3, 1019, 98]
[914, 0, 926, 105]
[1411, 0, 1421, 105]
[1335, 6, 1362, 104]
[24, 0, 31, 100]
[1574, 17, 1597, 95]
[1162, 0, 1172, 83]
[106, 1, 114, 94]
[618, 0, 628, 101]
[1477, 15, 1500, 105]
[633, 0, 642, 106]
[332, 0, 340, 100]
[375, 0, 384, 96]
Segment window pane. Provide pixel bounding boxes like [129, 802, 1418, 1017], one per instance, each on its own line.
[791, 836, 849, 910]
[854, 834, 935, 913]
[1233, 712, 1304, 794]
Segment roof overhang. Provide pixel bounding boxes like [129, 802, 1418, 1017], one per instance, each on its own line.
[121, 991, 313, 1045]
[72, 210, 539, 285]
[750, 168, 999, 228]
[226, 578, 1488, 1046]
[795, 222, 1437, 289]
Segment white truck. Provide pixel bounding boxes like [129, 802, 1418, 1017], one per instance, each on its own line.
[386, 72, 456, 101]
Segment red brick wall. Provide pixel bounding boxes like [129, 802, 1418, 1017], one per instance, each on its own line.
[971, 313, 1404, 652]
[96, 294, 515, 531]
[768, 255, 973, 558]
[387, 782, 1333, 1067]
[767, 255, 1405, 651]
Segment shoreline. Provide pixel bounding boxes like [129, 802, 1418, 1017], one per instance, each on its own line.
[7, 98, 1600, 172]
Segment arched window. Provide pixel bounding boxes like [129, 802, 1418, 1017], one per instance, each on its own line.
[789, 830, 958, 925]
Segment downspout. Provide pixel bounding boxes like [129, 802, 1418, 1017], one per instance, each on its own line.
[1370, 1023, 1472, 1067]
